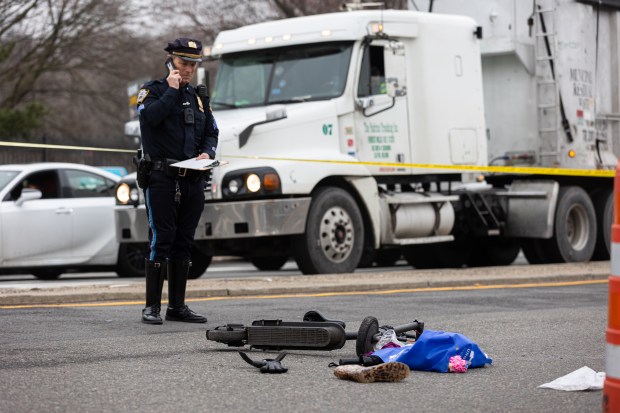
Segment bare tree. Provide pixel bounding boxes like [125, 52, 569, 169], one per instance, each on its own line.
[0, 0, 150, 149]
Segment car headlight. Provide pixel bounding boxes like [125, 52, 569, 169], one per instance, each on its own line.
[116, 181, 140, 206]
[222, 167, 281, 199]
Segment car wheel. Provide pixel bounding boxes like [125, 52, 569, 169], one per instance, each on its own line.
[116, 243, 148, 278]
[31, 269, 62, 280]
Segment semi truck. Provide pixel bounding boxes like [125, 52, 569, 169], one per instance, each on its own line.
[115, 0, 618, 277]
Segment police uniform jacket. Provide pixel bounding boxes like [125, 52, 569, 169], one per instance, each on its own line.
[137, 78, 218, 161]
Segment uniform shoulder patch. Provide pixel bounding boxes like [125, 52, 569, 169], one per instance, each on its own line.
[197, 96, 204, 112]
[137, 89, 149, 105]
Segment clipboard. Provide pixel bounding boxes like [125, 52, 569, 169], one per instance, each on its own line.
[170, 158, 228, 171]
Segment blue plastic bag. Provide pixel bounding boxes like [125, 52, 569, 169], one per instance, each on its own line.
[371, 329, 493, 373]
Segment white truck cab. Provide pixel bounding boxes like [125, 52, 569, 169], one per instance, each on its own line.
[116, 3, 615, 276]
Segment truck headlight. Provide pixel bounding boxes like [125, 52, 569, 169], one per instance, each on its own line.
[116, 181, 140, 206]
[246, 174, 261, 192]
[222, 167, 281, 199]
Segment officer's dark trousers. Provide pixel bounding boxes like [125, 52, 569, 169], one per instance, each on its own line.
[142, 170, 204, 312]
[144, 170, 205, 262]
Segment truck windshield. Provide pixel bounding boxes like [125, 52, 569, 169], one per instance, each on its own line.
[212, 41, 353, 109]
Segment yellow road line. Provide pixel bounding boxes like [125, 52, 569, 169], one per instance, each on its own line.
[0, 279, 607, 309]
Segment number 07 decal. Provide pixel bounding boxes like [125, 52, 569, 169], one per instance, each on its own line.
[322, 124, 333, 136]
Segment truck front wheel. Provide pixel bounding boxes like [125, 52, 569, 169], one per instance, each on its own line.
[293, 187, 364, 274]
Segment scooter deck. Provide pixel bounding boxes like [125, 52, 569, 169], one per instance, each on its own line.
[248, 320, 347, 351]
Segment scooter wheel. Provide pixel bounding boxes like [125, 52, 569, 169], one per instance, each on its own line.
[356, 316, 379, 356]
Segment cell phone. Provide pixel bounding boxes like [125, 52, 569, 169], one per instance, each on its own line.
[165, 58, 175, 73]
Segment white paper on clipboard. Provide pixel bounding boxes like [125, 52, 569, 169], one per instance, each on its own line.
[170, 158, 227, 171]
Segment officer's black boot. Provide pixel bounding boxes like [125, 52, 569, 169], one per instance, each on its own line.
[141, 260, 166, 324]
[165, 260, 207, 323]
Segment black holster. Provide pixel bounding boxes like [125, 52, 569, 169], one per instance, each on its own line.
[136, 154, 152, 188]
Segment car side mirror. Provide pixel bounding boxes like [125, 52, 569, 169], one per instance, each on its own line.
[16, 188, 42, 206]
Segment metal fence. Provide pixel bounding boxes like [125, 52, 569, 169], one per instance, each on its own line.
[0, 147, 135, 171]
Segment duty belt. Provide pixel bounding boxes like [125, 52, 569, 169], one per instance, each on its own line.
[151, 159, 201, 180]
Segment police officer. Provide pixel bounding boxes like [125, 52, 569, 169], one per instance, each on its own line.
[136, 38, 218, 324]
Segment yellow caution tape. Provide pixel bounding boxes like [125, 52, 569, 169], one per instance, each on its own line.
[226, 155, 615, 178]
[0, 141, 135, 153]
[0, 141, 613, 177]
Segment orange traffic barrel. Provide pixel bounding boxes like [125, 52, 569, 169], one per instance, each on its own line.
[603, 162, 620, 412]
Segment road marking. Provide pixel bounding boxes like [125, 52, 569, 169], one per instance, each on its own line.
[0, 279, 607, 309]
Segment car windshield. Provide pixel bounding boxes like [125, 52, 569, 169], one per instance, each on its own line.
[0, 171, 18, 191]
[211, 41, 353, 109]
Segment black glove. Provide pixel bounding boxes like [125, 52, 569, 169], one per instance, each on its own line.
[239, 351, 288, 374]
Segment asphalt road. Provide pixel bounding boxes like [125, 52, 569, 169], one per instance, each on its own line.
[0, 281, 607, 413]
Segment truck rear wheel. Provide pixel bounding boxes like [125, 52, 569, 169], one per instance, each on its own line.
[541, 186, 597, 263]
[521, 238, 547, 264]
[468, 237, 521, 267]
[293, 187, 364, 274]
[403, 240, 471, 269]
[590, 188, 612, 260]
[250, 256, 288, 271]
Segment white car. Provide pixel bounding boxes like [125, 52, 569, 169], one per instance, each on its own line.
[0, 163, 144, 280]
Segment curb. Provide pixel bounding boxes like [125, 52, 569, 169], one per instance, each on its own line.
[0, 261, 610, 307]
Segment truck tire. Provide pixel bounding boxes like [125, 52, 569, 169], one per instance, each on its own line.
[541, 186, 597, 263]
[293, 187, 364, 274]
[188, 247, 212, 279]
[590, 188, 612, 260]
[403, 241, 471, 269]
[468, 237, 521, 267]
[521, 238, 547, 264]
[116, 243, 148, 278]
[375, 248, 402, 267]
[250, 256, 288, 271]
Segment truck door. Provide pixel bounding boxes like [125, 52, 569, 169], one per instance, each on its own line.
[354, 39, 410, 175]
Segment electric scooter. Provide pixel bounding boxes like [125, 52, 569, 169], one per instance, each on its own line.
[206, 310, 424, 356]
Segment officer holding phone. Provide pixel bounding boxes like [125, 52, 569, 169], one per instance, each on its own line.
[136, 37, 218, 324]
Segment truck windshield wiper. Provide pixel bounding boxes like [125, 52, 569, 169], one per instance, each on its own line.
[211, 101, 239, 108]
[269, 95, 313, 104]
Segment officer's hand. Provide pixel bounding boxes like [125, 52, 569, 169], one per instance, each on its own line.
[167, 70, 181, 89]
[196, 153, 210, 160]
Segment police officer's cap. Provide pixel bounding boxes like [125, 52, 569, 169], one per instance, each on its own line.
[164, 38, 203, 62]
